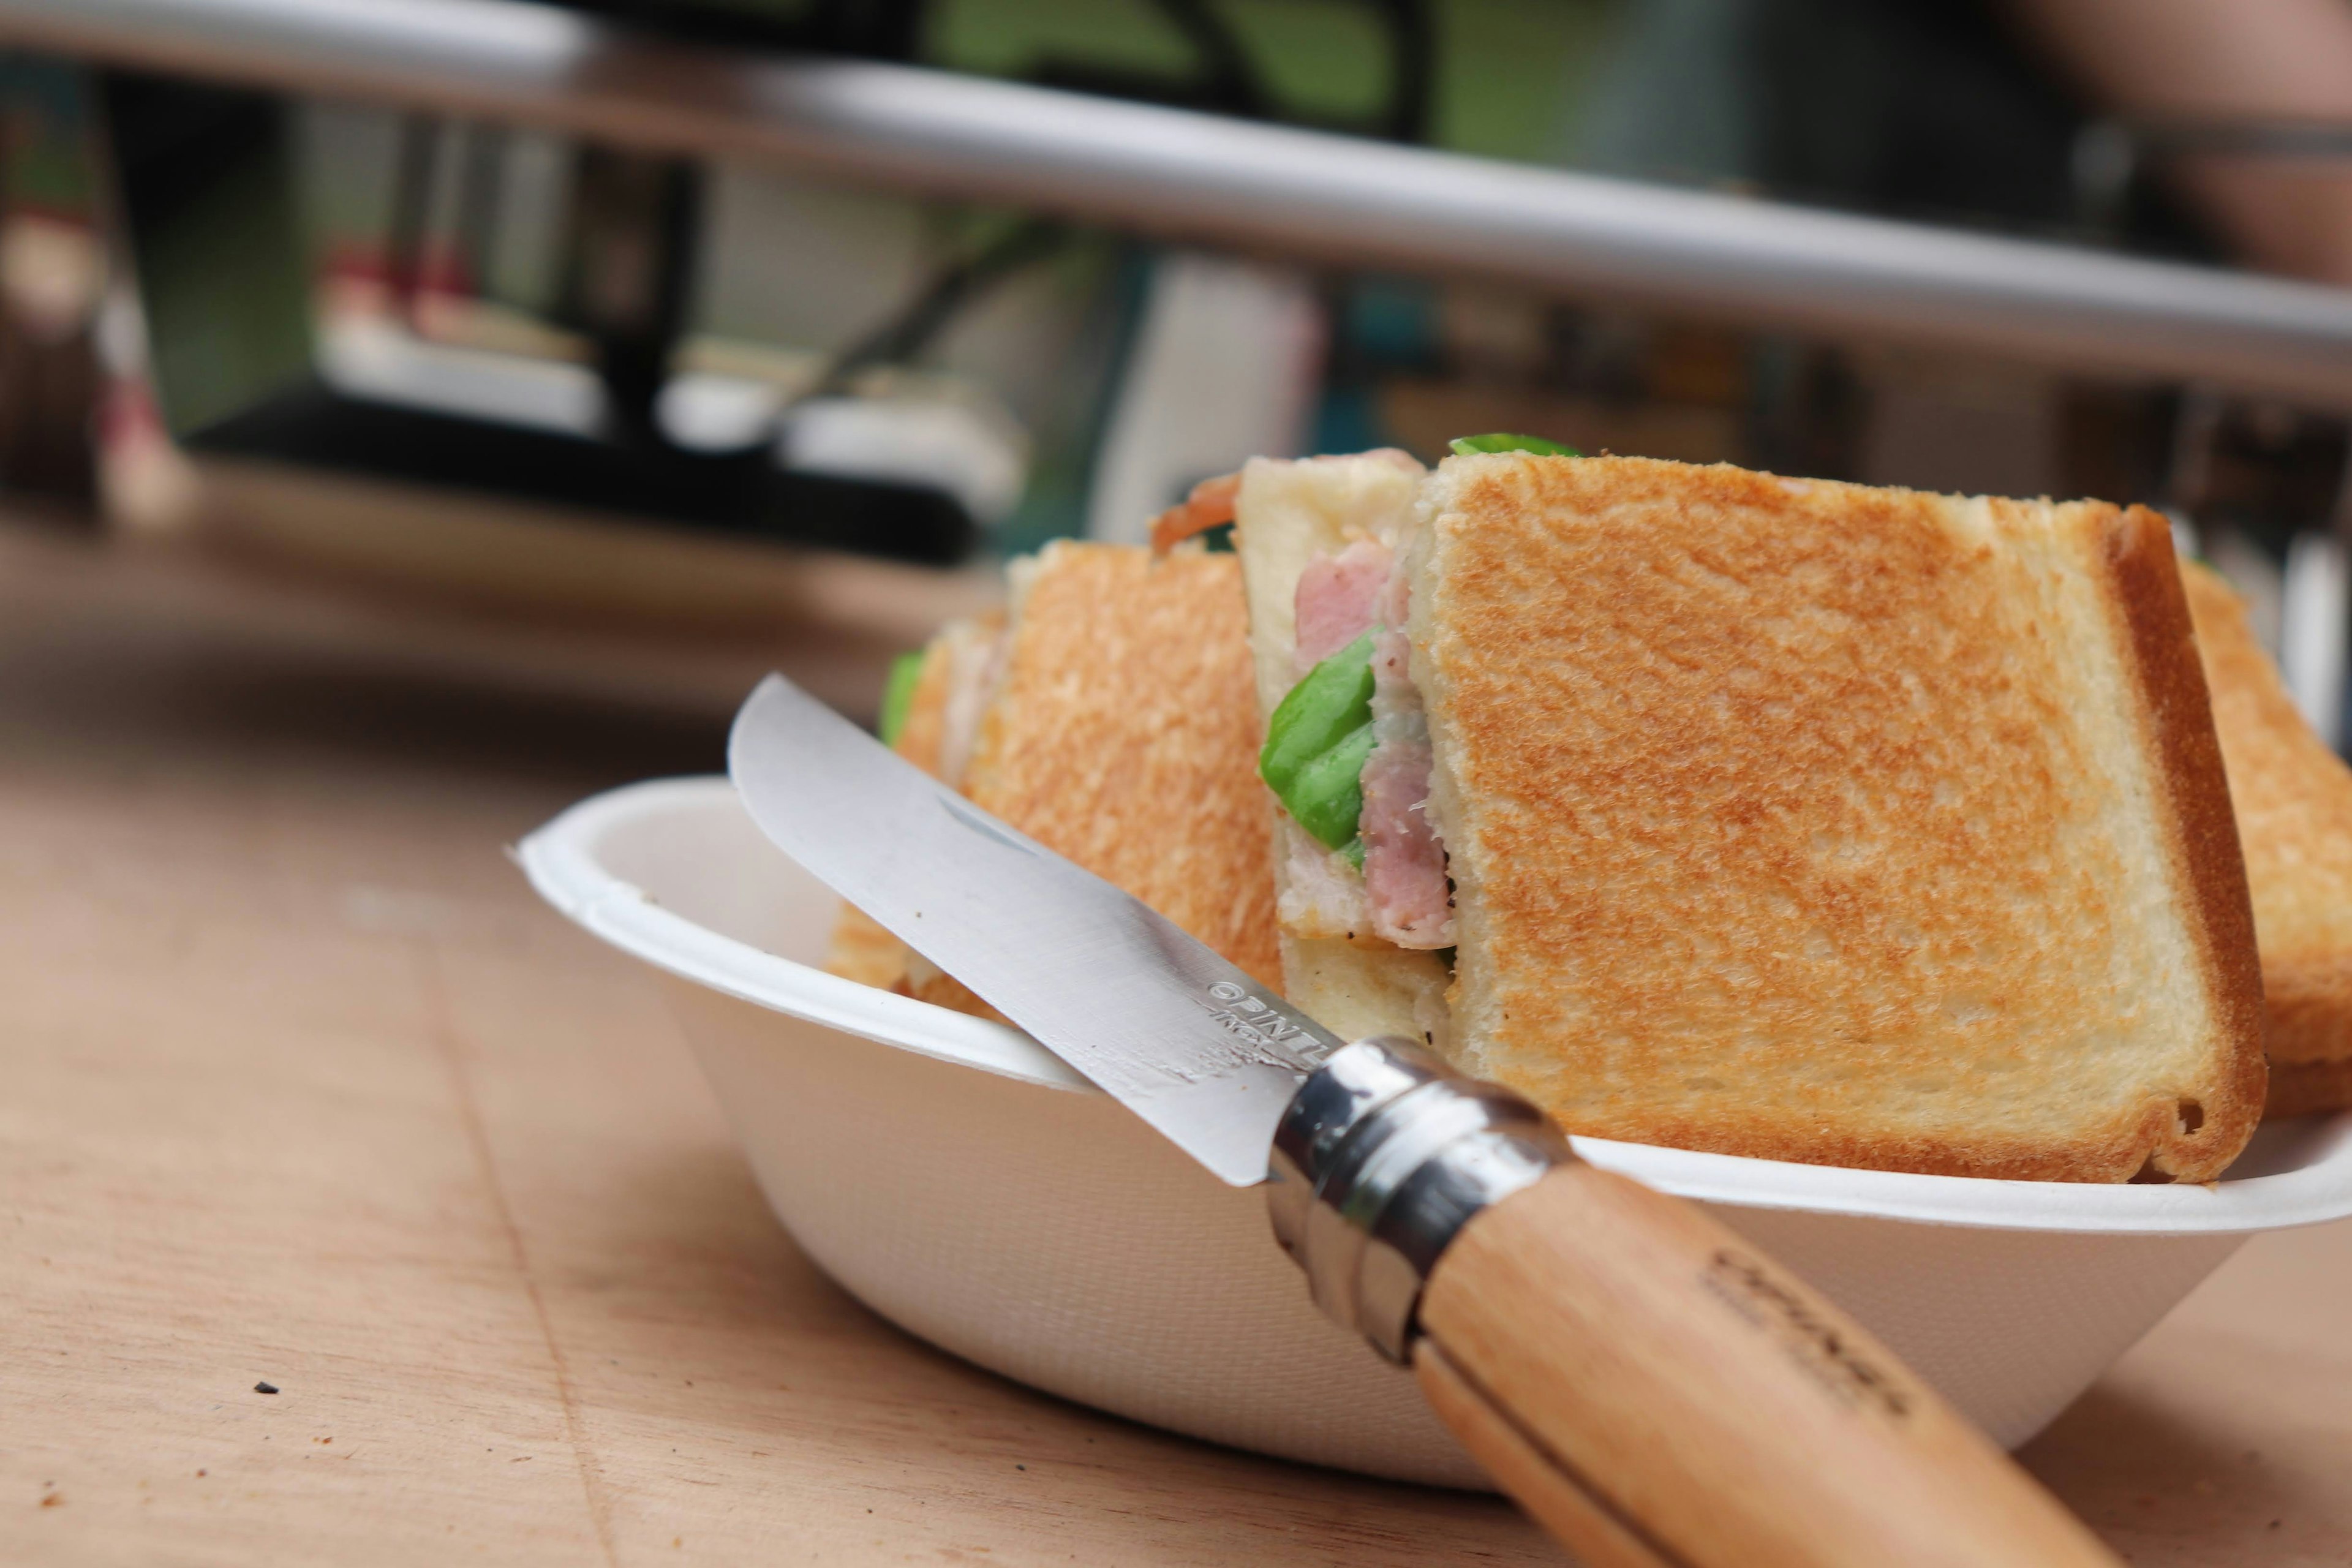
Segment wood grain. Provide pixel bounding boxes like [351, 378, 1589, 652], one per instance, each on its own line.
[1416, 1340, 1676, 1568]
[1417, 1162, 2115, 1567]
[0, 528, 1552, 1566]
[0, 522, 2346, 1564]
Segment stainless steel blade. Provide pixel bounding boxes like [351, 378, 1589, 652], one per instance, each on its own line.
[727, 674, 1344, 1185]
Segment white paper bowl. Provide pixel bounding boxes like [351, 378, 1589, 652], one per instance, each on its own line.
[519, 776, 2352, 1490]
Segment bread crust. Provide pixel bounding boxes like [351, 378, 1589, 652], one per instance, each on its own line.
[2180, 561, 2352, 1104]
[962, 541, 1284, 989]
[828, 546, 1280, 1003]
[889, 624, 964, 780]
[2265, 960, 2352, 1066]
[2089, 509, 2267, 1167]
[1414, 456, 2264, 1182]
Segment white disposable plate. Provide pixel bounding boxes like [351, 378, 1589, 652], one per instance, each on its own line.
[519, 775, 2352, 1489]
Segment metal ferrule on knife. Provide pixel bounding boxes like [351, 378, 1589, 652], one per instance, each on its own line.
[1267, 1039, 1574, 1363]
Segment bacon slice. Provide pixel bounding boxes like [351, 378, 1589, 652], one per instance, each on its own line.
[1148, 472, 1241, 554]
[1362, 620, 1453, 948]
[1370, 624, 1413, 704]
[1360, 736, 1452, 947]
[1286, 540, 1454, 948]
[1293, 539, 1393, 670]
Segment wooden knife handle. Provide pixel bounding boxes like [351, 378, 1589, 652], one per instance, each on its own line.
[1266, 1041, 2121, 1568]
[1410, 1159, 2119, 1568]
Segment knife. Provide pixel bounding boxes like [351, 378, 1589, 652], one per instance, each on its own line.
[728, 673, 2121, 1568]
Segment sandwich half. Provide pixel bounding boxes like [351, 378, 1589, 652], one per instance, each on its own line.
[824, 538, 1281, 1008]
[1234, 451, 2267, 1182]
[2182, 560, 2352, 1118]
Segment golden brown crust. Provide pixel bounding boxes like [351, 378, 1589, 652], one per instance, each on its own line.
[962, 541, 1284, 989]
[1415, 455, 2263, 1182]
[827, 548, 1281, 1009]
[2089, 510, 2267, 1168]
[2264, 959, 2352, 1066]
[2181, 562, 2352, 1089]
[889, 632, 959, 780]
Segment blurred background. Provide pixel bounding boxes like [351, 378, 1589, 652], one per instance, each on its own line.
[7, 0, 2352, 760]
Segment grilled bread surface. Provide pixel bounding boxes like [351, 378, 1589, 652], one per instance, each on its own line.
[2181, 560, 2352, 1114]
[959, 540, 1284, 990]
[830, 545, 1281, 1005]
[1410, 454, 2265, 1182]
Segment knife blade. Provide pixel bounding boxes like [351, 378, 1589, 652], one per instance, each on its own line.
[727, 671, 1338, 1185]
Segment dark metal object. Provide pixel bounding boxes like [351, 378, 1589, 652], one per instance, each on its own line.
[0, 68, 99, 511]
[94, 70, 312, 437]
[1366, 0, 1434, 145]
[451, 121, 507, 303]
[800, 217, 1067, 405]
[92, 67, 976, 560]
[386, 113, 437, 330]
[552, 145, 701, 453]
[189, 382, 971, 559]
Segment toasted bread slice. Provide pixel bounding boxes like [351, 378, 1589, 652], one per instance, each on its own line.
[1406, 454, 2264, 1182]
[951, 539, 1283, 991]
[831, 543, 1280, 1012]
[2181, 560, 2352, 1114]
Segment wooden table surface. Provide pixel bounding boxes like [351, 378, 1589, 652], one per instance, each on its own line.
[4, 523, 2350, 1566]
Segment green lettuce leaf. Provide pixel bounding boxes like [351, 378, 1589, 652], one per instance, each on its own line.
[1449, 432, 1579, 458]
[878, 651, 927, 747]
[1260, 632, 1378, 853]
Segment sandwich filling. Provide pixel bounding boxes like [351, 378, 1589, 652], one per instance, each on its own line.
[1275, 542, 1453, 948]
[1239, 440, 1576, 951]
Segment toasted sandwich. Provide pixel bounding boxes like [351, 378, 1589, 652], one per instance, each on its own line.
[1231, 450, 2266, 1182]
[823, 539, 1282, 1006]
[2181, 560, 2352, 1118]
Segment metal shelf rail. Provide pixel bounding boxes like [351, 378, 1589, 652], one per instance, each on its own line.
[9, 0, 2352, 407]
